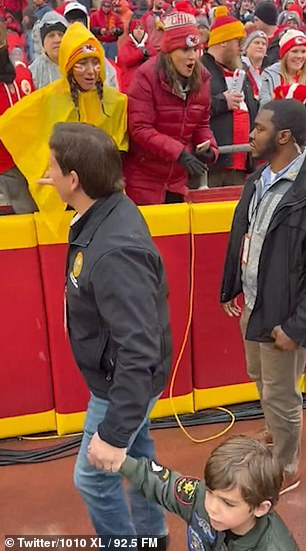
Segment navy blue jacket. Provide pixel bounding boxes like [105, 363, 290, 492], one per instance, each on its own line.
[66, 193, 172, 447]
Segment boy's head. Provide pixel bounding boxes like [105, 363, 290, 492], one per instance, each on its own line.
[204, 435, 283, 536]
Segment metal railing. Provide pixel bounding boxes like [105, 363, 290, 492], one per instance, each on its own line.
[195, 143, 251, 190]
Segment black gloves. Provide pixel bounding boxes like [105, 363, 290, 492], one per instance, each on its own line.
[113, 27, 123, 36]
[195, 147, 215, 163]
[178, 150, 207, 177]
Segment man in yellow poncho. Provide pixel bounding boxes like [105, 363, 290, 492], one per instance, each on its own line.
[0, 22, 128, 213]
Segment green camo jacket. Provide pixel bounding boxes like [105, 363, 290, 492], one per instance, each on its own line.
[120, 457, 299, 551]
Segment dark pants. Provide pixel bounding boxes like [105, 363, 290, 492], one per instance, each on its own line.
[165, 191, 184, 203]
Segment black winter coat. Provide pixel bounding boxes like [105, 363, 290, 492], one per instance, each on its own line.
[201, 52, 259, 171]
[262, 33, 281, 69]
[66, 194, 172, 447]
[220, 157, 306, 346]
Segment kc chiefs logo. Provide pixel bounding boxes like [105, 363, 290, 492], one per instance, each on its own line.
[294, 36, 306, 45]
[82, 44, 96, 54]
[186, 34, 200, 48]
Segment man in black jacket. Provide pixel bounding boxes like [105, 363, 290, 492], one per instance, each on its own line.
[220, 99, 306, 496]
[254, 1, 282, 68]
[48, 122, 172, 544]
[201, 6, 258, 188]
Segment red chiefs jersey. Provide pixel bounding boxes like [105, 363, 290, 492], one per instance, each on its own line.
[0, 62, 34, 173]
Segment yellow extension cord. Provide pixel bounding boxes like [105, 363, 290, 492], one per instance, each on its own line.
[168, 229, 235, 444]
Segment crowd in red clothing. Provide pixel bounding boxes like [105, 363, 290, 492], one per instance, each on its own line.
[1, 0, 306, 210]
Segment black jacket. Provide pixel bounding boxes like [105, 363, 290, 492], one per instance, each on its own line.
[201, 52, 259, 171]
[66, 193, 172, 447]
[262, 32, 281, 69]
[220, 157, 306, 345]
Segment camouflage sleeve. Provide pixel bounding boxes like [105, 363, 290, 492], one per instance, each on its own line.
[120, 456, 200, 523]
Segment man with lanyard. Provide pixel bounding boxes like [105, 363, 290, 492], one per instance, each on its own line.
[220, 99, 306, 496]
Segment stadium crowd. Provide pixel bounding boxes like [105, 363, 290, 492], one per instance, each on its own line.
[1, 0, 306, 209]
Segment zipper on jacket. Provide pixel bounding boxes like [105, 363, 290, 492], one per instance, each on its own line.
[105, 358, 114, 382]
[267, 196, 306, 234]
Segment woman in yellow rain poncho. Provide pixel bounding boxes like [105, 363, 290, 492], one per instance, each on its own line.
[0, 22, 128, 213]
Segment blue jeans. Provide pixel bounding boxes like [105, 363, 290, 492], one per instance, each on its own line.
[74, 393, 167, 536]
[102, 42, 118, 61]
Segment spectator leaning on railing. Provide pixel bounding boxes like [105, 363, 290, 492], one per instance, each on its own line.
[0, 22, 127, 213]
[124, 10, 218, 205]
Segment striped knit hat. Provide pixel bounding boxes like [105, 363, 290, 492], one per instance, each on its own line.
[279, 29, 306, 58]
[208, 6, 245, 47]
[160, 11, 200, 53]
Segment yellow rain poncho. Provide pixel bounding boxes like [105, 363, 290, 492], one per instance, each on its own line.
[0, 23, 128, 212]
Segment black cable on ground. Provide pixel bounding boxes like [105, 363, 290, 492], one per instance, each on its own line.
[0, 396, 305, 466]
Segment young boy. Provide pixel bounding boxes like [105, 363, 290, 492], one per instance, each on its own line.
[120, 435, 299, 550]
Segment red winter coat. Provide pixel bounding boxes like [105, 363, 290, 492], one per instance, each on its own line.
[90, 9, 123, 43]
[124, 56, 218, 205]
[117, 34, 156, 93]
[0, 63, 34, 174]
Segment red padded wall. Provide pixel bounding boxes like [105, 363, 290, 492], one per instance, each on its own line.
[0, 246, 54, 418]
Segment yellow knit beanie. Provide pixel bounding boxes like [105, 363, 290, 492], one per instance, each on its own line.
[208, 6, 245, 48]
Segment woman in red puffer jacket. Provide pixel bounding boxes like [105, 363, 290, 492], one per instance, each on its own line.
[117, 15, 156, 92]
[124, 9, 218, 205]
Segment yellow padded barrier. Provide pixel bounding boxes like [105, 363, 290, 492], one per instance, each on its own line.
[194, 375, 305, 411]
[191, 201, 237, 235]
[0, 214, 37, 250]
[150, 392, 194, 419]
[34, 203, 190, 245]
[35, 211, 74, 245]
[0, 410, 56, 439]
[194, 382, 259, 411]
[55, 392, 194, 435]
[139, 203, 190, 236]
[56, 412, 86, 436]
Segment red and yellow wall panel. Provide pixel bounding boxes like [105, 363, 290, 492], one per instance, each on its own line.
[190, 202, 259, 411]
[35, 204, 193, 435]
[0, 215, 55, 438]
[35, 211, 89, 436]
[2, 199, 303, 439]
[140, 204, 193, 419]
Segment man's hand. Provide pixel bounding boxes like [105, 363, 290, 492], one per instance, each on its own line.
[223, 90, 244, 110]
[37, 170, 53, 185]
[271, 325, 298, 351]
[87, 432, 127, 472]
[222, 298, 241, 317]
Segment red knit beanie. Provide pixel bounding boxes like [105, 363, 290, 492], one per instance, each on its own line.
[279, 29, 306, 58]
[160, 11, 200, 53]
[129, 17, 144, 33]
